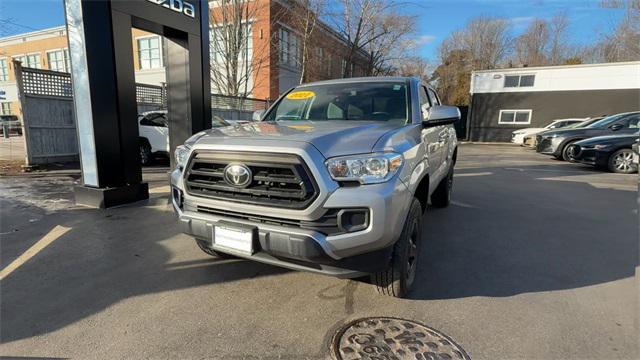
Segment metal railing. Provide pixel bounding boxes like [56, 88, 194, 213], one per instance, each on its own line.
[136, 83, 166, 107]
[211, 93, 271, 111]
[21, 67, 73, 98]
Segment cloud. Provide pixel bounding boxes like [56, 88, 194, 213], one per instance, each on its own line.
[415, 34, 437, 46]
[509, 16, 535, 25]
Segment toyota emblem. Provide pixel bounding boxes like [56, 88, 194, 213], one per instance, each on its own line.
[223, 163, 252, 188]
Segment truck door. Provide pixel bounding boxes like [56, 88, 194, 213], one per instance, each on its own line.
[427, 87, 451, 170]
[419, 85, 445, 189]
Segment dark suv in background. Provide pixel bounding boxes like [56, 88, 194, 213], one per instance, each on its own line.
[536, 112, 640, 161]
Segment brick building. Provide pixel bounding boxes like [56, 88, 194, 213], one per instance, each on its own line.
[0, 0, 368, 118]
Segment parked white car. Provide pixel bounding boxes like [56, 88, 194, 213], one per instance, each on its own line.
[138, 110, 169, 165]
[511, 118, 586, 145]
[138, 110, 232, 165]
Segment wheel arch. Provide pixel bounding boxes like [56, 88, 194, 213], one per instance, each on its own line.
[413, 173, 430, 212]
[139, 137, 151, 147]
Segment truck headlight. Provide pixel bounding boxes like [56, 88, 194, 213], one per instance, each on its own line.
[175, 145, 191, 170]
[326, 153, 403, 184]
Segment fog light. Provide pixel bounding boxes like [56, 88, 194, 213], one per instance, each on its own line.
[337, 209, 369, 233]
[172, 187, 184, 210]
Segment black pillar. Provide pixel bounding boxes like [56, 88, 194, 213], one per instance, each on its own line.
[64, 0, 210, 208]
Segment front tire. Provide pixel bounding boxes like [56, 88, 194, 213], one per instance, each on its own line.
[195, 239, 237, 259]
[370, 198, 422, 298]
[561, 140, 579, 161]
[431, 165, 453, 208]
[608, 149, 637, 174]
[140, 141, 152, 166]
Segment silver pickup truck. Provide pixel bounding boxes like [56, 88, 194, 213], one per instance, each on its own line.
[170, 77, 459, 298]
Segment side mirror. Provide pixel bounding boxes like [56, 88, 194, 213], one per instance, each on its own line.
[252, 109, 265, 121]
[423, 105, 460, 128]
[610, 123, 623, 131]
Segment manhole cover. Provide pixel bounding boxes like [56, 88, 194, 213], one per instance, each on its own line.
[331, 317, 470, 360]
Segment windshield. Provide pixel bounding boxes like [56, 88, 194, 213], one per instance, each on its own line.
[586, 113, 629, 128]
[264, 81, 409, 123]
[566, 117, 601, 129]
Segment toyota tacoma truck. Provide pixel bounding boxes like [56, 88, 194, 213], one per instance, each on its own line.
[170, 77, 459, 298]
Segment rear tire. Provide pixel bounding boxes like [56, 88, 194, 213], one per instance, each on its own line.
[608, 149, 637, 174]
[431, 165, 453, 208]
[370, 198, 422, 298]
[195, 239, 237, 259]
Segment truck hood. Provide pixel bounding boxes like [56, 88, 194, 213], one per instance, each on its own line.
[190, 120, 400, 158]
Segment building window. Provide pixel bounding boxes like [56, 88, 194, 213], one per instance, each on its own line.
[137, 36, 162, 69]
[1, 102, 11, 115]
[47, 49, 70, 72]
[326, 53, 332, 76]
[13, 53, 41, 69]
[210, 24, 252, 64]
[499, 110, 532, 124]
[0, 58, 8, 81]
[341, 59, 347, 76]
[504, 74, 535, 88]
[279, 27, 299, 68]
[64, 49, 70, 72]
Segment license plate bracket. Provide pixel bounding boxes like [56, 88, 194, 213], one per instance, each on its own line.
[213, 222, 256, 255]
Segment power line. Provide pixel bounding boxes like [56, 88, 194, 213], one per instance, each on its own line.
[0, 18, 39, 32]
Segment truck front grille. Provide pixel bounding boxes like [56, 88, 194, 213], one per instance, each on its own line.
[196, 206, 343, 235]
[184, 151, 318, 209]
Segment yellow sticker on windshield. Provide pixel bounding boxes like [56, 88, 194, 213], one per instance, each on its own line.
[286, 91, 315, 100]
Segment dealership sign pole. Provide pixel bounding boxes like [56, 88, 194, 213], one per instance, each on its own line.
[63, 0, 210, 208]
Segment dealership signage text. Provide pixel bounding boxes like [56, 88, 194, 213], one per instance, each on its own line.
[147, 0, 195, 18]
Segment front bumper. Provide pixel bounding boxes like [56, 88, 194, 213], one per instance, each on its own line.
[536, 137, 561, 155]
[511, 133, 525, 144]
[570, 146, 609, 167]
[170, 162, 412, 277]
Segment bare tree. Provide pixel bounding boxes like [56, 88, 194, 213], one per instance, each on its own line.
[282, 0, 327, 84]
[330, 0, 416, 77]
[596, 0, 640, 62]
[515, 19, 549, 66]
[430, 16, 512, 105]
[209, 0, 270, 97]
[365, 11, 416, 76]
[514, 13, 573, 66]
[548, 13, 570, 65]
[393, 56, 431, 83]
[447, 16, 512, 70]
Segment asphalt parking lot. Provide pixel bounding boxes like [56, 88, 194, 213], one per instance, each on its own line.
[0, 144, 637, 359]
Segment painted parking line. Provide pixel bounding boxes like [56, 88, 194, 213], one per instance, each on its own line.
[0, 225, 71, 281]
[454, 172, 493, 177]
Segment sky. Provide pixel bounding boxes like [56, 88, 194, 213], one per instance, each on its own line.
[0, 0, 628, 62]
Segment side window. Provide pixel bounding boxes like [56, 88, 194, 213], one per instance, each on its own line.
[327, 102, 344, 119]
[427, 88, 441, 106]
[419, 86, 430, 120]
[140, 113, 167, 127]
[625, 114, 640, 128]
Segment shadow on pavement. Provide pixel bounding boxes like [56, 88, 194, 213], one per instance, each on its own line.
[0, 199, 288, 343]
[411, 164, 637, 300]
[1, 162, 636, 343]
